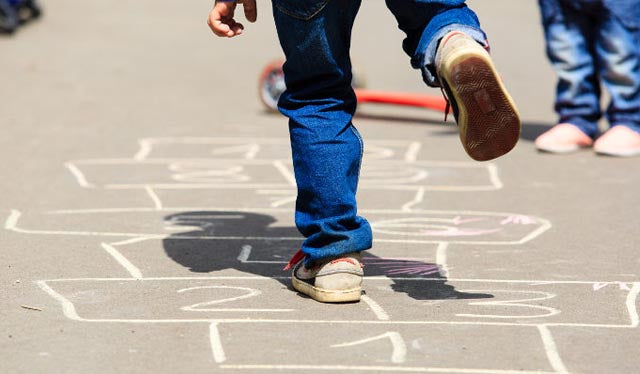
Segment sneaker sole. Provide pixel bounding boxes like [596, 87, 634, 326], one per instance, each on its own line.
[536, 143, 591, 154]
[441, 53, 521, 161]
[594, 148, 640, 157]
[292, 275, 361, 303]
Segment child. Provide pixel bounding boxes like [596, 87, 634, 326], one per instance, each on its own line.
[208, 0, 520, 302]
[535, 0, 640, 156]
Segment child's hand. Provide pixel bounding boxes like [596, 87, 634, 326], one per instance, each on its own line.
[208, 0, 257, 38]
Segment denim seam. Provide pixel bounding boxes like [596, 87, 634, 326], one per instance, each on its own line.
[275, 0, 331, 21]
[349, 125, 364, 178]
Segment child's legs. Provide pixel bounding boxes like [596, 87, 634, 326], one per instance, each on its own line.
[384, 0, 487, 87]
[539, 0, 600, 137]
[595, 2, 640, 134]
[272, 0, 372, 265]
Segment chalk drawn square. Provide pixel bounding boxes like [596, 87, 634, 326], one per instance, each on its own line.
[215, 323, 554, 373]
[64, 159, 295, 189]
[104, 237, 440, 278]
[359, 161, 501, 191]
[134, 137, 291, 160]
[366, 278, 639, 327]
[12, 210, 550, 246]
[9, 210, 550, 246]
[152, 188, 298, 210]
[368, 211, 551, 245]
[38, 278, 378, 322]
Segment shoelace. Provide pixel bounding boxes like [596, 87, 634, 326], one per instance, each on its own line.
[440, 86, 451, 122]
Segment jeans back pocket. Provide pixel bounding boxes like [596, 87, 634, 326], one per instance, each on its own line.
[273, 0, 332, 21]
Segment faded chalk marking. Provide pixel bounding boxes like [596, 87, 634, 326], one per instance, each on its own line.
[64, 163, 94, 188]
[144, 186, 163, 210]
[211, 143, 260, 159]
[236, 245, 287, 264]
[456, 290, 560, 319]
[110, 237, 154, 246]
[627, 282, 640, 327]
[361, 295, 390, 321]
[272, 160, 297, 187]
[36, 281, 81, 321]
[487, 163, 503, 190]
[256, 190, 297, 208]
[4, 209, 21, 231]
[237, 245, 252, 262]
[331, 332, 406, 363]
[209, 322, 227, 363]
[435, 242, 450, 277]
[100, 243, 143, 279]
[537, 325, 569, 373]
[401, 188, 425, 212]
[219, 365, 554, 373]
[177, 286, 294, 313]
[404, 142, 422, 162]
[134, 139, 153, 160]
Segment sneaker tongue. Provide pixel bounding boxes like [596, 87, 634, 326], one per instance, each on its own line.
[284, 249, 305, 271]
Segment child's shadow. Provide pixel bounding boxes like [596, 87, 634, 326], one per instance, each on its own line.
[162, 211, 492, 302]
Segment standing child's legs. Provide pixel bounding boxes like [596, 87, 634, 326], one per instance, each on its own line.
[592, 0, 640, 156]
[273, 0, 371, 302]
[535, 0, 600, 153]
[273, 0, 521, 303]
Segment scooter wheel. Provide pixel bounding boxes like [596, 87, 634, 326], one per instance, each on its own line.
[257, 59, 286, 112]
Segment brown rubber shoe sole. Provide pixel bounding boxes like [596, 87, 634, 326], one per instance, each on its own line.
[439, 40, 521, 161]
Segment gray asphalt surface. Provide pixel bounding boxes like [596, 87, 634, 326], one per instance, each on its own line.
[2, 1, 639, 373]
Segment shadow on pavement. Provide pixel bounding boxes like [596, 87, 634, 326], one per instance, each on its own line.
[354, 110, 553, 143]
[163, 211, 493, 302]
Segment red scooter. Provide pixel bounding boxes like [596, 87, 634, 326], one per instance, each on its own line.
[258, 59, 448, 114]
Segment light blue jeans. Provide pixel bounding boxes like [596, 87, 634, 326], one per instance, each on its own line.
[539, 0, 640, 137]
[271, 0, 486, 265]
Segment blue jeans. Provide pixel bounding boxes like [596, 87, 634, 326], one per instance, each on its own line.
[271, 0, 486, 265]
[539, 0, 640, 137]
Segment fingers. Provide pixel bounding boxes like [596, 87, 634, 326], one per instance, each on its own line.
[242, 0, 257, 23]
[208, 1, 244, 38]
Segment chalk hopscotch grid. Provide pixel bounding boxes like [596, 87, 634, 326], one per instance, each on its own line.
[10, 137, 639, 374]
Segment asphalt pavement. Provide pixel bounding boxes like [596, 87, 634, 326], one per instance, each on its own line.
[1, 1, 639, 373]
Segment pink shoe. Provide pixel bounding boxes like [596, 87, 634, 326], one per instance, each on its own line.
[594, 125, 640, 157]
[534, 123, 593, 153]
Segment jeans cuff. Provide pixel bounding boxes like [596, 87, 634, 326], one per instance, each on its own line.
[421, 25, 488, 87]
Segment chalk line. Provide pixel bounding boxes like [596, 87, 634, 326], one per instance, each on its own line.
[100, 243, 143, 279]
[134, 139, 152, 160]
[456, 290, 560, 319]
[401, 187, 425, 212]
[627, 282, 640, 327]
[487, 163, 503, 190]
[109, 237, 154, 246]
[331, 332, 406, 363]
[404, 142, 422, 163]
[273, 160, 297, 187]
[361, 295, 390, 321]
[537, 325, 569, 374]
[64, 163, 94, 188]
[209, 322, 227, 363]
[36, 281, 81, 321]
[218, 365, 553, 373]
[237, 245, 252, 262]
[144, 186, 163, 210]
[435, 242, 449, 278]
